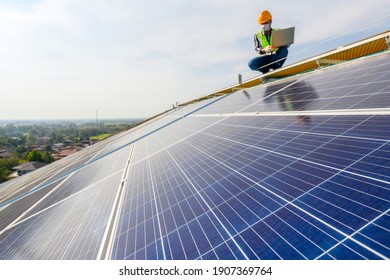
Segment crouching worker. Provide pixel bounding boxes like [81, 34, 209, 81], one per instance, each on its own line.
[248, 10, 288, 74]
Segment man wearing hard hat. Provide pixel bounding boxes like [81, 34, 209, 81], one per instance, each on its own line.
[248, 10, 289, 74]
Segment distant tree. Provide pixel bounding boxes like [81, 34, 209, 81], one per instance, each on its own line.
[18, 135, 27, 146]
[50, 131, 64, 143]
[44, 144, 52, 153]
[14, 145, 29, 159]
[26, 149, 54, 164]
[5, 124, 16, 135]
[42, 151, 54, 164]
[26, 133, 38, 146]
[27, 150, 45, 162]
[0, 136, 8, 146]
[0, 166, 10, 183]
[0, 158, 20, 183]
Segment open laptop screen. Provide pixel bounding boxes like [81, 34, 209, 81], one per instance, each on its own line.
[272, 27, 295, 47]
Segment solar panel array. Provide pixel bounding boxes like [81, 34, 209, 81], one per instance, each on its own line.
[0, 51, 389, 260]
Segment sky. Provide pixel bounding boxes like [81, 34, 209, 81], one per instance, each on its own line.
[0, 0, 389, 120]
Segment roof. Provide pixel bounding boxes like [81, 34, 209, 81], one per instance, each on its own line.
[53, 148, 80, 159]
[0, 31, 389, 260]
[12, 162, 48, 172]
[0, 151, 12, 159]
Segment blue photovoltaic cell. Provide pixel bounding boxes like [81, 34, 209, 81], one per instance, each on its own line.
[0, 173, 122, 259]
[111, 112, 389, 259]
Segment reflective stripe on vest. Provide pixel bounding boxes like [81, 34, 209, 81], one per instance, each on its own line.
[256, 28, 279, 52]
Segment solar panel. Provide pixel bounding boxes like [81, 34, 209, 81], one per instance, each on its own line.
[108, 52, 390, 260]
[0, 50, 389, 260]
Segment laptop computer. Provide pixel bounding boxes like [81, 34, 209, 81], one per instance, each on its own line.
[272, 27, 295, 47]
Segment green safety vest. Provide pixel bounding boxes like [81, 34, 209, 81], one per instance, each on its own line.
[256, 28, 279, 52]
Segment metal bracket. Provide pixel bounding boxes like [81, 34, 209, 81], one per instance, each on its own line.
[316, 58, 345, 68]
[238, 74, 242, 84]
[315, 59, 323, 68]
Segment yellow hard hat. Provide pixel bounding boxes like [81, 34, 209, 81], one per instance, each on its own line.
[258, 10, 272, 24]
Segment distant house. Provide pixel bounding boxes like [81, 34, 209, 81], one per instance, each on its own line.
[12, 162, 48, 176]
[81, 140, 90, 145]
[63, 140, 72, 146]
[0, 149, 12, 159]
[28, 146, 43, 152]
[52, 143, 66, 152]
[53, 147, 80, 160]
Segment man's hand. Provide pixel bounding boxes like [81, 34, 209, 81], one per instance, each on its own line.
[263, 46, 276, 53]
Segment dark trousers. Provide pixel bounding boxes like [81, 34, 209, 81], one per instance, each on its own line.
[248, 46, 288, 74]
